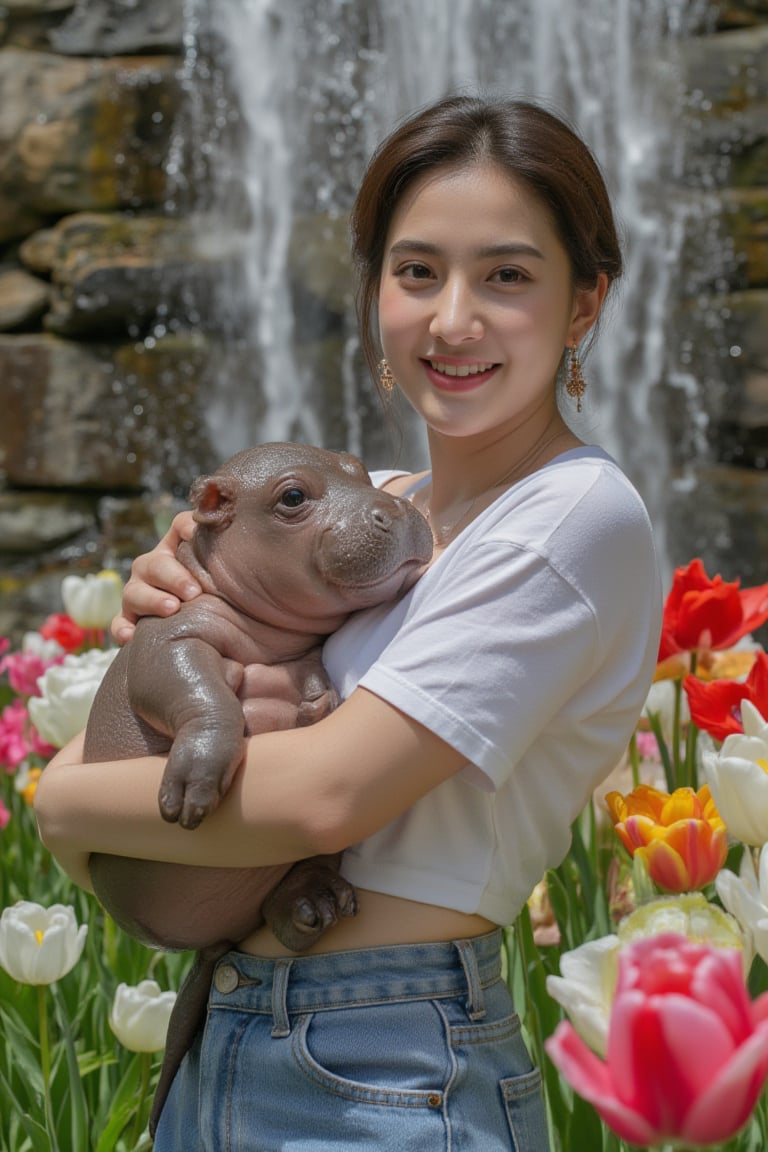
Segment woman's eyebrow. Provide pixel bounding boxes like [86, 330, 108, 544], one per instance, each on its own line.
[387, 239, 545, 260]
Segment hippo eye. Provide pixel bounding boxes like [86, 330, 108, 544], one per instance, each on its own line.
[279, 488, 307, 508]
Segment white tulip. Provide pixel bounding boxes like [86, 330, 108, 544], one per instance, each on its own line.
[545, 935, 620, 1058]
[21, 632, 64, 660]
[110, 980, 177, 1052]
[716, 845, 768, 968]
[0, 901, 87, 985]
[704, 701, 768, 847]
[28, 648, 118, 748]
[61, 570, 124, 630]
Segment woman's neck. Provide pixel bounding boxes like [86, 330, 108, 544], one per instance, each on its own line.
[421, 413, 580, 545]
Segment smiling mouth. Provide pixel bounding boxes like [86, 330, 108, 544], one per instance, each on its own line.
[426, 359, 498, 378]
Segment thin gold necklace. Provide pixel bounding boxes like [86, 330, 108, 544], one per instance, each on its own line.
[419, 426, 567, 545]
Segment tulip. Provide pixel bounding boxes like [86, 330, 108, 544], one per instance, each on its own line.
[606, 783, 728, 893]
[546, 933, 768, 1147]
[38, 613, 88, 653]
[61, 570, 124, 631]
[15, 763, 42, 805]
[545, 894, 748, 1061]
[545, 935, 620, 1058]
[28, 648, 118, 748]
[704, 701, 768, 847]
[110, 979, 177, 1053]
[685, 652, 768, 743]
[618, 891, 750, 970]
[658, 559, 768, 662]
[0, 901, 87, 985]
[717, 845, 768, 968]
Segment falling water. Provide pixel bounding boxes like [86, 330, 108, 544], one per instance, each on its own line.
[175, 0, 719, 574]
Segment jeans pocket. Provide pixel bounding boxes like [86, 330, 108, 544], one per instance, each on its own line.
[500, 1068, 550, 1152]
[292, 1002, 451, 1106]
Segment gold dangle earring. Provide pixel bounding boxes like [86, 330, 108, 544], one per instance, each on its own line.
[566, 345, 587, 413]
[378, 358, 396, 393]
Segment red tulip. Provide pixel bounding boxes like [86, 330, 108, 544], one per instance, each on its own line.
[684, 652, 768, 742]
[546, 933, 768, 1147]
[38, 613, 88, 653]
[658, 559, 768, 662]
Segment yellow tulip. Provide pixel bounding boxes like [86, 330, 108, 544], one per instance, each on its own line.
[605, 783, 727, 893]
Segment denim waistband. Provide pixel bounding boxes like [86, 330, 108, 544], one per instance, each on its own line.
[208, 929, 504, 1036]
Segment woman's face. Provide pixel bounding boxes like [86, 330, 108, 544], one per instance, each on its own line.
[377, 162, 605, 440]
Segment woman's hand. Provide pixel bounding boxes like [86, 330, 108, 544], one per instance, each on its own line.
[111, 511, 201, 644]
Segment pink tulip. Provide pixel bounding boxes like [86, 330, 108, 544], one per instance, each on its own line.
[546, 933, 768, 1147]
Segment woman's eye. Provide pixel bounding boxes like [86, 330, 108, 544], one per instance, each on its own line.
[491, 267, 526, 285]
[397, 262, 433, 281]
[279, 488, 306, 508]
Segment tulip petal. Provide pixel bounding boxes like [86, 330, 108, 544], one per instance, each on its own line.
[608, 990, 694, 1133]
[545, 936, 619, 1058]
[691, 951, 753, 1044]
[661, 789, 701, 823]
[682, 1022, 768, 1144]
[656, 992, 738, 1101]
[638, 839, 690, 893]
[709, 757, 768, 847]
[545, 1022, 659, 1146]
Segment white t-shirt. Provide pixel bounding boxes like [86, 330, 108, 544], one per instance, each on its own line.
[322, 447, 663, 926]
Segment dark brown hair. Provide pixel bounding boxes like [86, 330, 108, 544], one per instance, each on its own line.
[350, 94, 623, 382]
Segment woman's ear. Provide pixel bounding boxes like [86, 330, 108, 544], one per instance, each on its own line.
[568, 271, 610, 345]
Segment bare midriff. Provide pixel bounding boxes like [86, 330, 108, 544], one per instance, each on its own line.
[238, 888, 497, 957]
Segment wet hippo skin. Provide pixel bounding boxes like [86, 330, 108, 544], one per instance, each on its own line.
[82, 442, 432, 1131]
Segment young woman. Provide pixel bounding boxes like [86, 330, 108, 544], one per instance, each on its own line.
[35, 94, 663, 1151]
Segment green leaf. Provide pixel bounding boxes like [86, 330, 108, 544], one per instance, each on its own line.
[52, 986, 89, 1152]
[0, 1064, 51, 1152]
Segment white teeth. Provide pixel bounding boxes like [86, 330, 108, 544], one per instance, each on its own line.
[429, 360, 495, 378]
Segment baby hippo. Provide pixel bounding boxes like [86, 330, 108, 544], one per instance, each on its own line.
[84, 443, 432, 1134]
[85, 442, 432, 955]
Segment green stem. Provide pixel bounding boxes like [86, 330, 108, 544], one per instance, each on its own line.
[685, 723, 700, 793]
[37, 984, 60, 1152]
[129, 1051, 152, 1149]
[629, 731, 641, 790]
[673, 678, 683, 787]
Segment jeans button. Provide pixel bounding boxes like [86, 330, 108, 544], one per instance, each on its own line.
[214, 963, 239, 994]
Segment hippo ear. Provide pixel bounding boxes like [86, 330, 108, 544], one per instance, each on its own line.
[189, 476, 238, 529]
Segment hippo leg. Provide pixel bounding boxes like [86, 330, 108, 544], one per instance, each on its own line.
[261, 854, 358, 952]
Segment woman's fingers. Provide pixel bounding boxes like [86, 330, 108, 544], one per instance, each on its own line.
[111, 512, 202, 643]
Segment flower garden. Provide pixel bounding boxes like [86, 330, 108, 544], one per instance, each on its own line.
[3, 561, 768, 1150]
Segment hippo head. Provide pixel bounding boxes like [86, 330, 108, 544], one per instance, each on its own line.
[187, 443, 433, 633]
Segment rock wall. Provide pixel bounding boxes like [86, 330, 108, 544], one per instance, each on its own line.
[664, 3, 768, 597]
[0, 0, 767, 641]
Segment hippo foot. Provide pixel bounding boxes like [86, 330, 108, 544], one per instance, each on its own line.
[262, 856, 358, 952]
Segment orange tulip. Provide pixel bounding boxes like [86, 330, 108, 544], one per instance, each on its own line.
[605, 784, 727, 893]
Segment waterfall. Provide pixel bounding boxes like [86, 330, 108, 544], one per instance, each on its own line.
[177, 0, 717, 573]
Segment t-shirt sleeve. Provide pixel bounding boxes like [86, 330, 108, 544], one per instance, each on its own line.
[359, 539, 600, 790]
[356, 465, 661, 795]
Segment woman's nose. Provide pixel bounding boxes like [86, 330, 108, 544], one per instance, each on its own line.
[428, 280, 484, 343]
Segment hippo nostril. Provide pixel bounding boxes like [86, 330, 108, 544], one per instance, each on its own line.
[371, 507, 392, 530]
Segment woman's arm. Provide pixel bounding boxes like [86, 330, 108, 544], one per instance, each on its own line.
[34, 687, 466, 886]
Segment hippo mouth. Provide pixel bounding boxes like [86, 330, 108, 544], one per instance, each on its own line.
[328, 554, 429, 605]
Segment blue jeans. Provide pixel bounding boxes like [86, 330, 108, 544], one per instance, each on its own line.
[153, 929, 550, 1150]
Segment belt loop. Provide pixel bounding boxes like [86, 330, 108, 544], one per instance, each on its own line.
[454, 939, 486, 1021]
[271, 959, 293, 1038]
